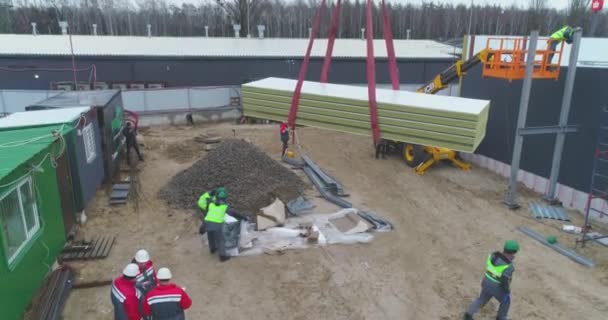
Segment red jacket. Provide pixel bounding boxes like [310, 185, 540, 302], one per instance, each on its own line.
[135, 260, 158, 287]
[111, 276, 141, 320]
[143, 283, 192, 318]
[280, 123, 288, 134]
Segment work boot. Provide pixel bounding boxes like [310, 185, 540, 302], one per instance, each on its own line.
[463, 313, 474, 320]
[220, 255, 231, 262]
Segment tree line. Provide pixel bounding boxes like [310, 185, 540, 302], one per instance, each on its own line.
[0, 0, 606, 40]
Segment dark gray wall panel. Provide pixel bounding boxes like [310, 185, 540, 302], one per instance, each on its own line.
[462, 66, 608, 192]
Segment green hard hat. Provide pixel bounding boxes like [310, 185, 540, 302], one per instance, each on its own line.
[216, 187, 228, 200]
[504, 240, 520, 253]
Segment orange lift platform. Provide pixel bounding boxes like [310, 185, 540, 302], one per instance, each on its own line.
[481, 36, 565, 81]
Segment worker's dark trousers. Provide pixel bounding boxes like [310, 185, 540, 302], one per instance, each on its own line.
[466, 278, 510, 320]
[547, 40, 559, 66]
[204, 221, 226, 257]
[126, 142, 144, 164]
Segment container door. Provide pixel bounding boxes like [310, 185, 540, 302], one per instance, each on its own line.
[55, 152, 76, 237]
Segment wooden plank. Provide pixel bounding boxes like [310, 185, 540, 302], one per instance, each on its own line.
[102, 237, 116, 258]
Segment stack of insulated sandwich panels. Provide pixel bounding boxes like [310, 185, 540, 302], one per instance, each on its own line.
[241, 77, 491, 153]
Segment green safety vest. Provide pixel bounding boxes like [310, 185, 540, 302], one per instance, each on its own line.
[550, 26, 570, 41]
[485, 254, 511, 284]
[197, 192, 214, 211]
[205, 203, 228, 223]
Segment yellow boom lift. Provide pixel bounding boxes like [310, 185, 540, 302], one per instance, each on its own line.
[398, 48, 491, 174]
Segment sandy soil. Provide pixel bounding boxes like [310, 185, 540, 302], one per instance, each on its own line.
[61, 123, 608, 320]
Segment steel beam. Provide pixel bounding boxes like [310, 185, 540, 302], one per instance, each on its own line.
[546, 29, 583, 201]
[504, 31, 538, 210]
[518, 125, 579, 135]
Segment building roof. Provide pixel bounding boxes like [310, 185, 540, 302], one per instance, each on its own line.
[0, 125, 70, 182]
[0, 107, 90, 130]
[0, 34, 460, 59]
[30, 90, 120, 109]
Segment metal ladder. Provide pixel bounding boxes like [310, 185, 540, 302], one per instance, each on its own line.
[581, 107, 608, 246]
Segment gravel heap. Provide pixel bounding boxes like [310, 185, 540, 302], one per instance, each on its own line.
[159, 139, 306, 215]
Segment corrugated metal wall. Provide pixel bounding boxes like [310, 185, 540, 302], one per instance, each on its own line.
[462, 66, 608, 192]
[0, 56, 454, 89]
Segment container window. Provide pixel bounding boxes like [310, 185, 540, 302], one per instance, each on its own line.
[0, 177, 40, 265]
[83, 123, 97, 164]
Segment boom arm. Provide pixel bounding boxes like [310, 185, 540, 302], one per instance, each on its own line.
[417, 48, 491, 95]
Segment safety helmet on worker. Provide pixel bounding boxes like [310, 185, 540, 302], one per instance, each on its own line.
[135, 249, 150, 264]
[157, 267, 172, 281]
[216, 187, 228, 200]
[123, 263, 140, 278]
[503, 240, 520, 253]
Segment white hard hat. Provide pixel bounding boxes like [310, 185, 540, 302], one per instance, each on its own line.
[123, 263, 140, 277]
[157, 267, 172, 280]
[135, 249, 150, 263]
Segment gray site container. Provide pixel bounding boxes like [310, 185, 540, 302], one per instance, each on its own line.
[27, 90, 125, 182]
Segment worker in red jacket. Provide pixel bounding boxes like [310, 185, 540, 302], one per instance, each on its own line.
[280, 121, 289, 157]
[143, 267, 192, 320]
[111, 263, 142, 320]
[133, 249, 158, 292]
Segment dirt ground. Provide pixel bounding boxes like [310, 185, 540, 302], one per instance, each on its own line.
[61, 123, 608, 320]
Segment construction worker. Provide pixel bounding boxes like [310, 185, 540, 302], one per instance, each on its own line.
[547, 26, 579, 66]
[280, 121, 289, 157]
[132, 249, 157, 294]
[196, 186, 225, 234]
[203, 188, 247, 262]
[463, 240, 520, 320]
[111, 263, 142, 320]
[124, 122, 144, 165]
[143, 267, 192, 320]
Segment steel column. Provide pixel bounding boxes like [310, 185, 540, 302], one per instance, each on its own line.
[545, 29, 582, 201]
[504, 31, 538, 209]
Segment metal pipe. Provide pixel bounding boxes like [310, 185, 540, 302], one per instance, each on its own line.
[545, 29, 582, 201]
[504, 30, 538, 209]
[517, 226, 594, 267]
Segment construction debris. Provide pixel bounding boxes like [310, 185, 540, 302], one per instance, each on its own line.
[517, 226, 594, 268]
[284, 154, 393, 231]
[302, 154, 348, 196]
[529, 201, 570, 221]
[257, 198, 286, 230]
[60, 236, 116, 261]
[239, 208, 374, 256]
[329, 211, 373, 234]
[160, 139, 306, 216]
[357, 211, 394, 232]
[30, 266, 74, 320]
[287, 196, 316, 215]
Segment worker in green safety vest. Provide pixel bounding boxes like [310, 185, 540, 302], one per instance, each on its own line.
[197, 186, 225, 234]
[547, 25, 580, 66]
[202, 188, 248, 262]
[463, 240, 519, 320]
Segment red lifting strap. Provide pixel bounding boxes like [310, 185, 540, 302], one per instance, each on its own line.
[365, 0, 381, 145]
[287, 0, 326, 131]
[320, 0, 342, 83]
[381, 0, 399, 90]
